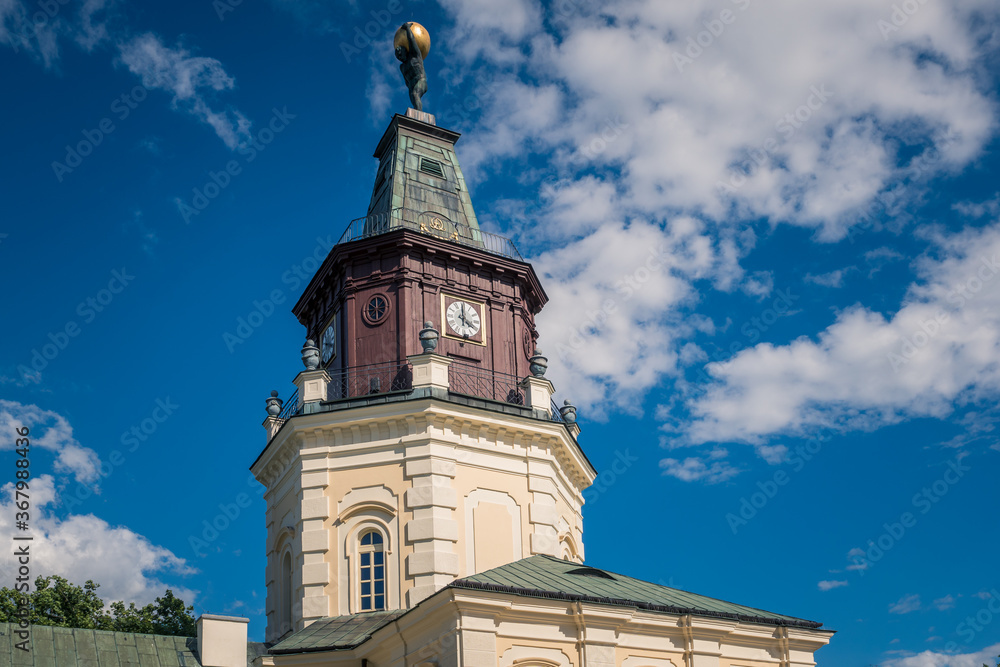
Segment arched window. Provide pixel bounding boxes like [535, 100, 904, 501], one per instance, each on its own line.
[280, 552, 292, 634]
[358, 530, 385, 611]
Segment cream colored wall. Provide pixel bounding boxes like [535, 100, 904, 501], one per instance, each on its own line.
[252, 393, 594, 640]
[262, 588, 833, 667]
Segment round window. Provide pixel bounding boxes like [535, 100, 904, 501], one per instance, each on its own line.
[363, 294, 389, 325]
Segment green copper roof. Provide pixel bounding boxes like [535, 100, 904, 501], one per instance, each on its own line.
[451, 555, 824, 629]
[0, 622, 201, 666]
[268, 610, 406, 655]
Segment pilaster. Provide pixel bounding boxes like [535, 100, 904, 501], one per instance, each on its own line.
[404, 445, 460, 606]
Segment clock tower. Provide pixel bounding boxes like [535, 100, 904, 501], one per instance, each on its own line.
[251, 108, 593, 641]
[291, 110, 547, 383]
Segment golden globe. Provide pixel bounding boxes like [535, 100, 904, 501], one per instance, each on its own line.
[394, 21, 430, 59]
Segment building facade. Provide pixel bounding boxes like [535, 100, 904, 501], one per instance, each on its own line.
[246, 109, 834, 667]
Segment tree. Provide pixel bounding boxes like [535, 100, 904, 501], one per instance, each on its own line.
[0, 576, 196, 637]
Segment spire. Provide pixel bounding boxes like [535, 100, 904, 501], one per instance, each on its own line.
[366, 111, 482, 238]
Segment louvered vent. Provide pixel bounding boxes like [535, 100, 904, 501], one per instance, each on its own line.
[418, 157, 445, 178]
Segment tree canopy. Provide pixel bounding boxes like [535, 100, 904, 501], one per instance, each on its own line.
[0, 576, 196, 637]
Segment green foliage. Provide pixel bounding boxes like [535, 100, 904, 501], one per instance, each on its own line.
[0, 576, 195, 637]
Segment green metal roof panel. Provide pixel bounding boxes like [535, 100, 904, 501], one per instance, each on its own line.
[269, 610, 407, 655]
[0, 624, 201, 667]
[451, 555, 823, 629]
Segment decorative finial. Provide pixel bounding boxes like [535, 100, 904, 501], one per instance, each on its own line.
[560, 399, 577, 424]
[394, 22, 430, 111]
[529, 348, 548, 377]
[266, 390, 283, 417]
[419, 321, 439, 353]
[301, 339, 320, 370]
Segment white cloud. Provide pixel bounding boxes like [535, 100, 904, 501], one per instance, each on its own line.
[0, 0, 113, 66]
[933, 595, 957, 611]
[953, 193, 1000, 219]
[684, 223, 1000, 444]
[817, 580, 848, 591]
[441, 0, 999, 237]
[0, 399, 102, 485]
[806, 270, 848, 288]
[0, 403, 196, 607]
[890, 594, 923, 614]
[411, 0, 1000, 433]
[883, 642, 1000, 667]
[660, 447, 739, 483]
[534, 215, 749, 413]
[118, 33, 251, 149]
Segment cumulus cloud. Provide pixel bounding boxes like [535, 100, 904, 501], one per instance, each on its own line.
[118, 33, 251, 149]
[684, 223, 1000, 444]
[0, 402, 195, 606]
[412, 0, 1000, 432]
[660, 447, 739, 483]
[890, 594, 922, 614]
[882, 642, 1000, 667]
[933, 595, 956, 611]
[817, 580, 848, 591]
[0, 400, 102, 485]
[534, 215, 749, 413]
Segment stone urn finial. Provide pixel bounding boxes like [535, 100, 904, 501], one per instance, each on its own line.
[560, 399, 577, 423]
[266, 390, 283, 417]
[419, 321, 439, 353]
[529, 348, 548, 377]
[301, 339, 320, 370]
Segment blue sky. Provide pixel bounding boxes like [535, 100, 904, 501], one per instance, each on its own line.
[1, 0, 999, 664]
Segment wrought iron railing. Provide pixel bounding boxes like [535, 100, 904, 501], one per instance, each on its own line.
[278, 388, 300, 420]
[336, 208, 522, 261]
[549, 399, 565, 422]
[326, 361, 413, 401]
[448, 360, 525, 406]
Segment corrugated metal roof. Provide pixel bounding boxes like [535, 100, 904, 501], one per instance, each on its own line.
[452, 555, 824, 629]
[0, 622, 202, 666]
[268, 610, 407, 654]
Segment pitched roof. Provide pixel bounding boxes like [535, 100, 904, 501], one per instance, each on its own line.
[0, 622, 201, 666]
[267, 555, 825, 656]
[268, 610, 407, 655]
[451, 555, 824, 629]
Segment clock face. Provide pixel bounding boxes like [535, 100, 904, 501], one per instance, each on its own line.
[446, 301, 481, 337]
[321, 323, 336, 364]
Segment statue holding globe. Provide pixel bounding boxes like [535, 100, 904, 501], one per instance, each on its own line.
[394, 22, 431, 111]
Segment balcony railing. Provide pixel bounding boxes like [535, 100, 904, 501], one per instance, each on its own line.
[326, 361, 413, 401]
[448, 360, 525, 406]
[277, 388, 299, 420]
[337, 208, 522, 261]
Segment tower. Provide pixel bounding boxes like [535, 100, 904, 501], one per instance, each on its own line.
[251, 109, 594, 641]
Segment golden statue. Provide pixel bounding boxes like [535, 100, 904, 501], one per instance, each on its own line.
[394, 22, 430, 111]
